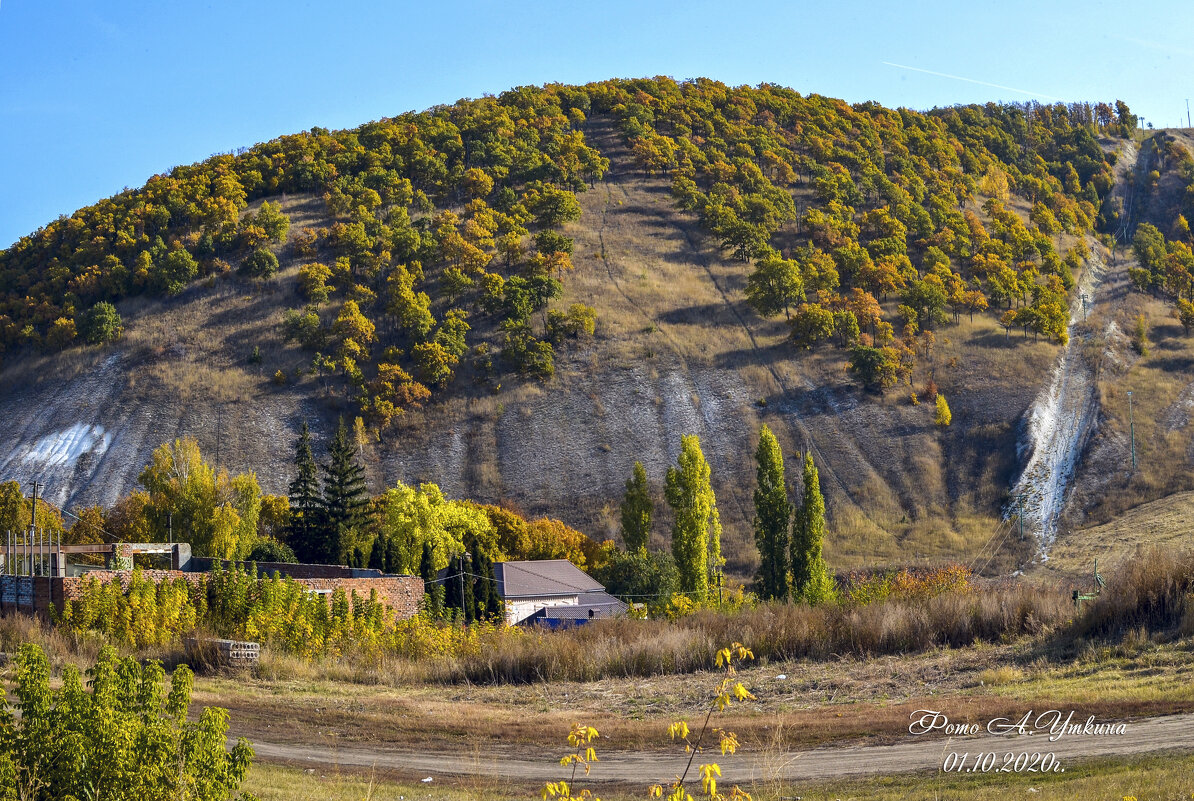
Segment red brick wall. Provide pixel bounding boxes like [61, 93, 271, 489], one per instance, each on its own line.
[49, 571, 423, 621]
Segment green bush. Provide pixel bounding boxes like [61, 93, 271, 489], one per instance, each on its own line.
[79, 301, 124, 345]
[240, 248, 279, 279]
[246, 538, 298, 564]
[0, 643, 255, 801]
[591, 549, 679, 608]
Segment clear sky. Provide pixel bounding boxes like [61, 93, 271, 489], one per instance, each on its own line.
[2, 0, 1192, 248]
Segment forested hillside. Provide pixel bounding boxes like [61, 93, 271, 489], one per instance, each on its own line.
[0, 79, 1149, 575]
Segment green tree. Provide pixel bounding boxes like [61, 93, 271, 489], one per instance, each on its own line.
[155, 248, 199, 295]
[619, 461, 653, 553]
[1174, 298, 1194, 334]
[791, 453, 835, 604]
[0, 644, 255, 801]
[138, 438, 257, 560]
[240, 247, 279, 278]
[847, 344, 897, 391]
[321, 418, 370, 565]
[664, 435, 722, 598]
[745, 254, 805, 320]
[256, 199, 291, 241]
[590, 549, 679, 606]
[79, 301, 124, 344]
[788, 303, 836, 348]
[752, 425, 791, 601]
[286, 422, 325, 563]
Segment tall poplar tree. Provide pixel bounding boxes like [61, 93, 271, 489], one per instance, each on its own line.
[321, 418, 369, 565]
[791, 452, 835, 604]
[619, 461, 653, 553]
[752, 425, 791, 601]
[664, 435, 722, 598]
[286, 422, 325, 563]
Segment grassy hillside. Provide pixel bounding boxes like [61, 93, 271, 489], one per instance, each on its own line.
[0, 80, 1150, 574]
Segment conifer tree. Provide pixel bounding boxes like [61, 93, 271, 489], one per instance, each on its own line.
[321, 418, 369, 565]
[368, 532, 387, 571]
[664, 434, 722, 598]
[752, 424, 791, 601]
[791, 453, 835, 604]
[441, 558, 463, 620]
[619, 461, 653, 553]
[419, 541, 444, 616]
[286, 422, 325, 563]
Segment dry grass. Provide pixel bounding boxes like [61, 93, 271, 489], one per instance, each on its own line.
[1070, 547, 1194, 640]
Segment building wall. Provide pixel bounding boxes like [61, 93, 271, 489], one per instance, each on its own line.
[506, 594, 579, 625]
[2, 570, 422, 623]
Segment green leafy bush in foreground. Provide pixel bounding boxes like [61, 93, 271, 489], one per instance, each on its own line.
[0, 643, 255, 801]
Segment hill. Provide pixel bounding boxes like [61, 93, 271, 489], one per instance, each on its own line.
[0, 79, 1165, 574]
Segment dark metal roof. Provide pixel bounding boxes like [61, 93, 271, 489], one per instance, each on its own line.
[494, 559, 604, 599]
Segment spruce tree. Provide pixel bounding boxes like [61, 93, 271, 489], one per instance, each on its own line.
[664, 434, 722, 598]
[752, 424, 791, 601]
[321, 418, 369, 565]
[791, 452, 835, 604]
[619, 461, 653, 553]
[286, 422, 325, 563]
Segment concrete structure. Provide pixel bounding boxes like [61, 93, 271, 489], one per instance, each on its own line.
[495, 559, 627, 626]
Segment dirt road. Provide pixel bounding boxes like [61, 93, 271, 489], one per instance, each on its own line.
[243, 710, 1194, 785]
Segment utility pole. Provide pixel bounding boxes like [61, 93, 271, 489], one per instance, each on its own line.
[1017, 493, 1026, 539]
[1186, 99, 1190, 129]
[1127, 390, 1136, 471]
[29, 481, 43, 533]
[1080, 292, 1088, 321]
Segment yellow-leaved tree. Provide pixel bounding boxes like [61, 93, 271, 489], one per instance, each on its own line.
[137, 437, 261, 559]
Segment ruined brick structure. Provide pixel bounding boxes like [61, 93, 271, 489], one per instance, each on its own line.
[1, 558, 422, 622]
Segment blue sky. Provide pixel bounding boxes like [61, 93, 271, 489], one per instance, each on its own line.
[2, 0, 1192, 248]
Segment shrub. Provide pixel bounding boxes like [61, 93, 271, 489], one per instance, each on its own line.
[0, 643, 255, 801]
[247, 538, 298, 564]
[240, 247, 279, 279]
[79, 301, 124, 344]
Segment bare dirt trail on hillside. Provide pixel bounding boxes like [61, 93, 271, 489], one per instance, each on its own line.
[241, 710, 1194, 784]
[1010, 140, 1140, 561]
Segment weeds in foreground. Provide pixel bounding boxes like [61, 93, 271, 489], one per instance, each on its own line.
[651, 643, 755, 801]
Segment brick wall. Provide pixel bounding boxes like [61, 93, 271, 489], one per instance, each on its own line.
[31, 570, 423, 622]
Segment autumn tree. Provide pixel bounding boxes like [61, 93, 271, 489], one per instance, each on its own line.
[789, 303, 836, 348]
[752, 424, 791, 601]
[619, 461, 653, 553]
[665, 435, 722, 598]
[935, 393, 952, 426]
[138, 437, 259, 560]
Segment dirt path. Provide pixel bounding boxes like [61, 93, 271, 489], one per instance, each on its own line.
[1010, 141, 1140, 560]
[241, 710, 1194, 784]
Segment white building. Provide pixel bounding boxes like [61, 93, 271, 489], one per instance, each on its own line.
[494, 559, 627, 626]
